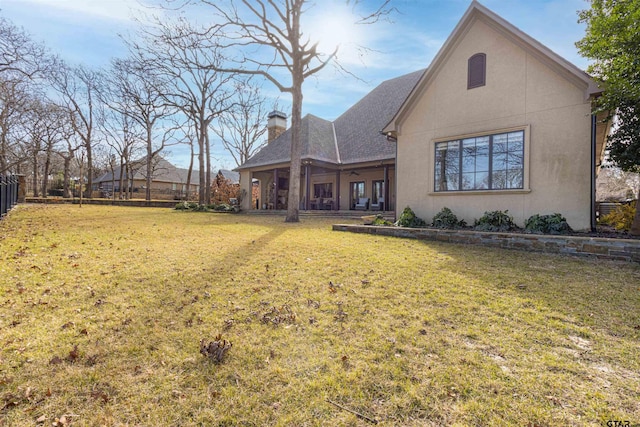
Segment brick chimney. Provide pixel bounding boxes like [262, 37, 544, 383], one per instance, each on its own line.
[267, 111, 287, 143]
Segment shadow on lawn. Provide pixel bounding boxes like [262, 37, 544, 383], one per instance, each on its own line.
[427, 239, 640, 337]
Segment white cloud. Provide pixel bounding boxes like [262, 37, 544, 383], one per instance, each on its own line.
[10, 0, 148, 22]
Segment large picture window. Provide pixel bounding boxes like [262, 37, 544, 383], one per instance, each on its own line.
[435, 130, 524, 192]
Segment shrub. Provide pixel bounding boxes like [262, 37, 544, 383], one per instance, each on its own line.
[213, 203, 233, 212]
[372, 214, 393, 226]
[174, 202, 209, 212]
[432, 207, 467, 229]
[525, 213, 572, 235]
[600, 203, 636, 231]
[474, 210, 516, 232]
[396, 207, 426, 228]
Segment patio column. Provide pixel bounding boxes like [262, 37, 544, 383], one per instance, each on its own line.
[383, 165, 390, 211]
[305, 164, 310, 210]
[335, 170, 341, 211]
[273, 168, 279, 209]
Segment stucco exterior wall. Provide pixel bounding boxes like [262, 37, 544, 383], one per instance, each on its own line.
[396, 18, 593, 230]
[239, 170, 253, 211]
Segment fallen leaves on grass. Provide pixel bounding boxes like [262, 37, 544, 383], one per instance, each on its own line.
[261, 305, 296, 326]
[200, 335, 232, 363]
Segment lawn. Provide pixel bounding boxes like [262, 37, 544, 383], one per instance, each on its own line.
[1, 204, 639, 426]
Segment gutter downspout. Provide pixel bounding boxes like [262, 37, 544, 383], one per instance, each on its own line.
[590, 113, 597, 232]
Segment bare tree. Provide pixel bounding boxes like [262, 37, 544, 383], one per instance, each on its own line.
[0, 16, 49, 79]
[56, 132, 82, 199]
[0, 77, 30, 174]
[50, 62, 100, 197]
[168, 0, 392, 221]
[20, 98, 69, 197]
[129, 20, 234, 204]
[214, 79, 270, 167]
[105, 57, 179, 201]
[98, 101, 144, 200]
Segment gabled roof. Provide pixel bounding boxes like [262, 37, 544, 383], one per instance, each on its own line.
[95, 157, 200, 185]
[219, 169, 240, 185]
[237, 114, 336, 169]
[384, 0, 601, 135]
[236, 70, 423, 170]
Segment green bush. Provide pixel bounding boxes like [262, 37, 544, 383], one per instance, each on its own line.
[174, 202, 209, 212]
[525, 213, 572, 235]
[396, 207, 426, 228]
[432, 207, 467, 229]
[474, 210, 516, 232]
[174, 201, 190, 210]
[213, 203, 233, 212]
[600, 203, 636, 231]
[372, 214, 393, 226]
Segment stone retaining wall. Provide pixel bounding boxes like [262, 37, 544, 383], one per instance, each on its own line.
[25, 197, 178, 208]
[332, 224, 640, 263]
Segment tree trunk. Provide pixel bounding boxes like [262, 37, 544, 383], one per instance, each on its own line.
[145, 127, 152, 202]
[631, 188, 640, 236]
[198, 123, 205, 205]
[285, 75, 303, 223]
[118, 155, 125, 200]
[85, 140, 92, 198]
[32, 155, 39, 198]
[42, 146, 52, 198]
[62, 156, 71, 198]
[205, 127, 211, 206]
[186, 142, 194, 201]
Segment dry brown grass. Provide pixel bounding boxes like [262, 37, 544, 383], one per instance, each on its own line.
[1, 204, 639, 426]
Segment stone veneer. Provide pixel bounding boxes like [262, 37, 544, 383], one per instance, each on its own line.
[332, 224, 640, 263]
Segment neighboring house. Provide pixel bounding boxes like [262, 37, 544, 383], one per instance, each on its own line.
[236, 71, 423, 211]
[383, 1, 609, 231]
[94, 157, 200, 199]
[237, 1, 609, 230]
[218, 169, 240, 185]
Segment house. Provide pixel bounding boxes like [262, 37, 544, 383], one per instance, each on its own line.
[94, 157, 200, 199]
[237, 1, 609, 230]
[218, 169, 240, 185]
[383, 1, 608, 231]
[236, 71, 423, 211]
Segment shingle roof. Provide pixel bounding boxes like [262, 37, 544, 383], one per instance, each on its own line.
[219, 169, 240, 184]
[237, 114, 337, 169]
[95, 157, 200, 185]
[236, 69, 424, 170]
[335, 70, 424, 164]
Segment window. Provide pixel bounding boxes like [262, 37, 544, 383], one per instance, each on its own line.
[372, 180, 384, 204]
[468, 53, 486, 89]
[313, 183, 332, 198]
[435, 130, 524, 192]
[350, 181, 365, 209]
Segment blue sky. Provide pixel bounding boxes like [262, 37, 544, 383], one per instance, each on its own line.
[0, 0, 591, 169]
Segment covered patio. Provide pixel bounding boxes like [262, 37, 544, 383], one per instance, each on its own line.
[244, 160, 395, 212]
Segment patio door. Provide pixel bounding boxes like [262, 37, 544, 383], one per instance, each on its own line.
[350, 181, 365, 210]
[372, 180, 384, 205]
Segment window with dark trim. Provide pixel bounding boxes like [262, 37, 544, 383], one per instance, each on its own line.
[349, 181, 365, 209]
[372, 180, 384, 204]
[434, 130, 524, 192]
[468, 53, 486, 89]
[313, 183, 332, 198]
